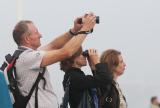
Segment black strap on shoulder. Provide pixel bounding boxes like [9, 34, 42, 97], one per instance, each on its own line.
[13, 50, 24, 59]
[27, 68, 45, 100]
[16, 47, 46, 108]
[26, 67, 46, 108]
[4, 47, 46, 108]
[1, 47, 26, 71]
[60, 77, 70, 108]
[6, 50, 25, 90]
[0, 62, 7, 71]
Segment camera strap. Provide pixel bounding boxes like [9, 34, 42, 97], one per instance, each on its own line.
[70, 29, 93, 36]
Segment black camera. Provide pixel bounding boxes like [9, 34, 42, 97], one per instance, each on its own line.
[78, 16, 100, 24]
[82, 50, 89, 57]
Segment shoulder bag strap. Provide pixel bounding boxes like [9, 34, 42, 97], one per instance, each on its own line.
[60, 77, 70, 108]
[25, 67, 46, 108]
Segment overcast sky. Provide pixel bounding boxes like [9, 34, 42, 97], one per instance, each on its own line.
[1, 0, 160, 107]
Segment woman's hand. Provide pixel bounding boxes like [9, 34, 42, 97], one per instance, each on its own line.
[87, 49, 100, 70]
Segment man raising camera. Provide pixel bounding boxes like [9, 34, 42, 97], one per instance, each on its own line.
[12, 13, 96, 108]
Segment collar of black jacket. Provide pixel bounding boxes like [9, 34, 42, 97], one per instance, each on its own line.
[66, 67, 82, 73]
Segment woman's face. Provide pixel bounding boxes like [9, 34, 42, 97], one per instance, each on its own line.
[114, 55, 126, 76]
[74, 54, 87, 67]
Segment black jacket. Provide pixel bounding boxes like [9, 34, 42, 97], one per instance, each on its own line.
[100, 80, 127, 108]
[63, 63, 112, 108]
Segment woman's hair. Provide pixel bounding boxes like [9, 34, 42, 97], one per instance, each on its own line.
[60, 47, 83, 72]
[100, 49, 121, 73]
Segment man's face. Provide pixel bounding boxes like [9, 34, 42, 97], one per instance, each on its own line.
[27, 23, 42, 49]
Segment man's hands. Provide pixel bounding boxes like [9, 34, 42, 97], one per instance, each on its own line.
[80, 13, 96, 32]
[70, 17, 83, 34]
[70, 13, 96, 34]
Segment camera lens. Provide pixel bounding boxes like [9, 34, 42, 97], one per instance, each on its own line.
[96, 16, 99, 24]
[82, 50, 89, 57]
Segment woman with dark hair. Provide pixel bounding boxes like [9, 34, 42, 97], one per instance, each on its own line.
[60, 47, 112, 108]
[100, 49, 127, 108]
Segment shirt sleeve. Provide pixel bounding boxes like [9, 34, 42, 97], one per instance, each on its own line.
[22, 50, 45, 70]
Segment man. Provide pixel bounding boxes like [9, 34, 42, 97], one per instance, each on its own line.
[151, 96, 160, 108]
[12, 13, 96, 108]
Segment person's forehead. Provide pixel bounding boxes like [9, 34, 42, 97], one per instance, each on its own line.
[27, 23, 38, 31]
[118, 55, 123, 60]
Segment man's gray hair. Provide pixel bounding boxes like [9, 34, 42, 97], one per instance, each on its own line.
[13, 20, 32, 45]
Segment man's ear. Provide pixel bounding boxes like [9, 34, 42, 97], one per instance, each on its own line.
[23, 35, 30, 44]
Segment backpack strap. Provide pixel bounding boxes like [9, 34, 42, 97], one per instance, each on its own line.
[60, 77, 70, 108]
[5, 47, 46, 108]
[6, 50, 25, 92]
[26, 67, 46, 108]
[0, 62, 7, 71]
[26, 67, 45, 100]
[15, 47, 46, 108]
[1, 47, 26, 71]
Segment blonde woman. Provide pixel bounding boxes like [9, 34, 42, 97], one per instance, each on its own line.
[100, 49, 127, 108]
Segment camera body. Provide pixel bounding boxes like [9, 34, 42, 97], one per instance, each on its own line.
[82, 50, 89, 57]
[78, 16, 99, 24]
